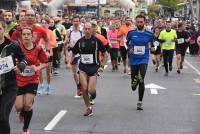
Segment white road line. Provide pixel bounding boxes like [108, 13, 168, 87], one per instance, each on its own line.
[185, 59, 200, 76]
[192, 94, 200, 96]
[44, 110, 67, 131]
[150, 89, 158, 95]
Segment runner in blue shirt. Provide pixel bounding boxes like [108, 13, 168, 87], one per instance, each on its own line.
[126, 15, 154, 110]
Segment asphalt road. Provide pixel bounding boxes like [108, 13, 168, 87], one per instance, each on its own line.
[10, 54, 200, 134]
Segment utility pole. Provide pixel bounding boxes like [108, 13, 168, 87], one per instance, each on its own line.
[97, 0, 100, 19]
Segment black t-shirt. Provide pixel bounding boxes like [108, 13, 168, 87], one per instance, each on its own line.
[176, 30, 190, 47]
[72, 35, 106, 65]
[62, 22, 72, 30]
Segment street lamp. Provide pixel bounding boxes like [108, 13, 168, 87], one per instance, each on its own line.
[97, 0, 100, 19]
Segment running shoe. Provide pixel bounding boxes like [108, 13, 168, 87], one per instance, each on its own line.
[46, 86, 52, 95]
[84, 107, 93, 116]
[177, 69, 181, 74]
[89, 96, 95, 105]
[137, 102, 143, 110]
[164, 72, 168, 76]
[37, 84, 45, 95]
[74, 89, 82, 98]
[169, 66, 172, 71]
[155, 67, 158, 72]
[22, 129, 30, 134]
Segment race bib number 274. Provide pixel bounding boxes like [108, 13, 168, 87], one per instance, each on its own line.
[0, 56, 14, 75]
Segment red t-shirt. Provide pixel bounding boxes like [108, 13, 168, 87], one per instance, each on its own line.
[11, 23, 48, 46]
[16, 43, 48, 87]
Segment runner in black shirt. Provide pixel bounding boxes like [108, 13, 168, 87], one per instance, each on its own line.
[72, 22, 108, 116]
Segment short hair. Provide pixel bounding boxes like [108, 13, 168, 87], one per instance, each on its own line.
[4, 10, 13, 16]
[73, 16, 80, 20]
[135, 15, 145, 21]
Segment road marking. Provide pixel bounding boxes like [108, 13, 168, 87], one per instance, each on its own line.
[150, 89, 158, 94]
[185, 60, 200, 76]
[192, 94, 200, 96]
[145, 83, 166, 95]
[44, 110, 67, 131]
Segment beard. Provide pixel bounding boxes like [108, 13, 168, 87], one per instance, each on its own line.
[5, 20, 11, 25]
[137, 25, 144, 31]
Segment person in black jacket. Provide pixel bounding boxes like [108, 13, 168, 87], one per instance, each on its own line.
[0, 21, 27, 134]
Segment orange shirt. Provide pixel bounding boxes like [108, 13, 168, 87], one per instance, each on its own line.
[96, 34, 108, 46]
[117, 25, 133, 47]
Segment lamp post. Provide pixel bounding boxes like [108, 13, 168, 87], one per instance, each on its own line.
[97, 0, 100, 19]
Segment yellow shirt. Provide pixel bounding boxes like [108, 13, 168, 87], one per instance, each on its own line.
[159, 29, 177, 50]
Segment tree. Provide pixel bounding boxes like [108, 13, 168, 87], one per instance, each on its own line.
[147, 4, 160, 19]
[157, 0, 183, 17]
[157, 0, 183, 11]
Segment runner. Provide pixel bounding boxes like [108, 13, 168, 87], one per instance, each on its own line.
[3, 10, 18, 38]
[15, 27, 48, 134]
[72, 22, 108, 116]
[64, 16, 83, 98]
[107, 23, 120, 71]
[38, 18, 57, 94]
[151, 27, 162, 72]
[0, 21, 26, 134]
[175, 22, 190, 74]
[159, 21, 177, 76]
[117, 17, 134, 74]
[126, 15, 154, 110]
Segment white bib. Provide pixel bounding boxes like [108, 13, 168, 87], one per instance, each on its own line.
[166, 41, 172, 46]
[20, 67, 35, 77]
[81, 54, 93, 64]
[153, 41, 159, 47]
[134, 46, 145, 55]
[110, 38, 118, 44]
[177, 38, 184, 44]
[0, 56, 14, 75]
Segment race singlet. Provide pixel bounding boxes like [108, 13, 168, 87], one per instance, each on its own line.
[20, 67, 35, 77]
[134, 46, 145, 55]
[0, 56, 14, 75]
[81, 54, 93, 64]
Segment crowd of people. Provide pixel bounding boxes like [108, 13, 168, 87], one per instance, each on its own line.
[0, 8, 200, 134]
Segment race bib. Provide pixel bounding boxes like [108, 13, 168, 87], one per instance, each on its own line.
[166, 41, 172, 46]
[123, 36, 127, 43]
[110, 38, 118, 44]
[0, 56, 14, 75]
[81, 54, 93, 64]
[134, 46, 145, 55]
[153, 41, 159, 47]
[20, 67, 35, 77]
[177, 38, 184, 44]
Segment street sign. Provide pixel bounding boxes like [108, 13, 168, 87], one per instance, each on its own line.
[145, 83, 166, 95]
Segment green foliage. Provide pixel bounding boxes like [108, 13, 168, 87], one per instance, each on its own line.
[157, 0, 183, 11]
[147, 4, 160, 19]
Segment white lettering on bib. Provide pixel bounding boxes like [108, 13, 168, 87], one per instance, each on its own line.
[0, 56, 14, 75]
[134, 46, 145, 55]
[81, 54, 93, 64]
[177, 38, 184, 44]
[20, 67, 35, 77]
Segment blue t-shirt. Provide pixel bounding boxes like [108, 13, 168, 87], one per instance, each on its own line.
[127, 29, 154, 65]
